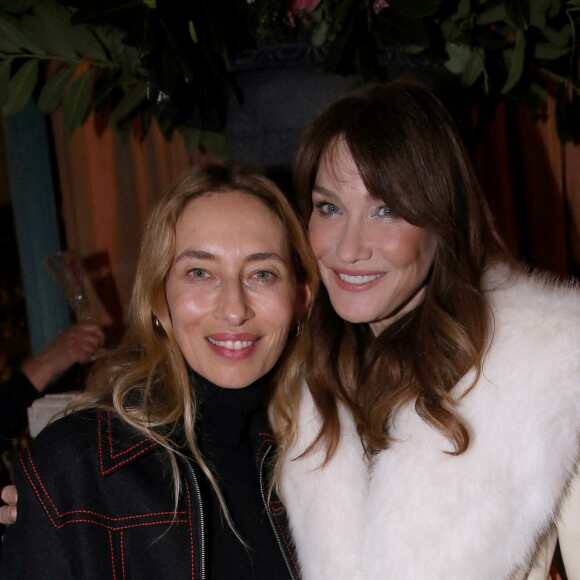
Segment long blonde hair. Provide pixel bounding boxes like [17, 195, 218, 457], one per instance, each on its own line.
[91, 162, 318, 518]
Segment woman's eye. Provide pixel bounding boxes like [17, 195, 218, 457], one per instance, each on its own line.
[188, 268, 209, 279]
[313, 201, 340, 216]
[373, 206, 393, 218]
[253, 270, 275, 281]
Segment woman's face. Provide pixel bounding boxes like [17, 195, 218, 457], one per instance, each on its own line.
[165, 191, 301, 388]
[308, 142, 436, 335]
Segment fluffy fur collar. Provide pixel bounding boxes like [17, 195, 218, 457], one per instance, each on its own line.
[281, 265, 580, 580]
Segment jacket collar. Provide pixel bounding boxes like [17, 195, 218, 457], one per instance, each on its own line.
[97, 408, 160, 476]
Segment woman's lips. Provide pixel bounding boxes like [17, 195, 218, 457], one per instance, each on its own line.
[206, 333, 260, 360]
[331, 269, 385, 291]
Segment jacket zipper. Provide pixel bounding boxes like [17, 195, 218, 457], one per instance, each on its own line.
[259, 443, 299, 580]
[184, 457, 206, 580]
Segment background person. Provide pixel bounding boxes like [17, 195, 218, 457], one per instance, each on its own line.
[0, 322, 104, 449]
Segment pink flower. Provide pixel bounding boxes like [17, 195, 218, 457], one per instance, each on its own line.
[373, 0, 389, 14]
[285, 0, 322, 26]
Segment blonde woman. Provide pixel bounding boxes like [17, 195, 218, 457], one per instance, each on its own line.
[0, 163, 317, 579]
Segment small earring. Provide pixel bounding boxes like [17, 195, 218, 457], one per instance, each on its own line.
[295, 321, 301, 337]
[153, 316, 162, 330]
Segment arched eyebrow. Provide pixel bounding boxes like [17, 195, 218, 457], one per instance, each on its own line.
[313, 184, 375, 203]
[174, 250, 286, 264]
[174, 249, 215, 263]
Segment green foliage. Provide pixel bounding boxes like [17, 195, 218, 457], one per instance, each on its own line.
[0, 0, 579, 145]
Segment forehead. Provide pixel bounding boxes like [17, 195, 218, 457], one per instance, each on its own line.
[175, 190, 289, 251]
[316, 142, 374, 201]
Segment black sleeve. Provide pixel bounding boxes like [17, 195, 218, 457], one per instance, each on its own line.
[0, 371, 39, 447]
[0, 450, 73, 579]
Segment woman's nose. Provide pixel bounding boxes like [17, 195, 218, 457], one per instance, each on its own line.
[336, 218, 372, 263]
[215, 280, 254, 326]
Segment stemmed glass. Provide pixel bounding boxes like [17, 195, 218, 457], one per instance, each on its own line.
[44, 250, 92, 322]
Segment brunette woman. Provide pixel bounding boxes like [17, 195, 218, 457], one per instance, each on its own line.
[0, 163, 317, 579]
[280, 81, 580, 580]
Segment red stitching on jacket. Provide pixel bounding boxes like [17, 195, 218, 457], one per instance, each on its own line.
[255, 438, 275, 464]
[19, 453, 58, 528]
[120, 530, 126, 580]
[105, 409, 155, 458]
[25, 448, 185, 527]
[96, 411, 158, 476]
[46, 517, 188, 530]
[184, 478, 195, 579]
[25, 448, 61, 515]
[108, 530, 117, 580]
[57, 509, 185, 520]
[272, 509, 301, 579]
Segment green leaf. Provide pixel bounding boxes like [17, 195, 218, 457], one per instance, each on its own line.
[529, 0, 550, 29]
[507, 0, 529, 30]
[548, 0, 561, 17]
[19, 14, 78, 59]
[3, 59, 38, 115]
[0, 13, 43, 54]
[477, 4, 509, 26]
[449, 0, 471, 22]
[462, 48, 485, 86]
[37, 66, 76, 114]
[501, 29, 526, 93]
[312, 18, 330, 48]
[0, 60, 12, 106]
[33, 2, 107, 61]
[108, 83, 147, 127]
[200, 130, 227, 158]
[542, 24, 572, 47]
[180, 126, 200, 152]
[61, 69, 92, 134]
[534, 43, 570, 58]
[444, 42, 472, 74]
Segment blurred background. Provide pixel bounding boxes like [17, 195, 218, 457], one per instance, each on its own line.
[1, 0, 579, 375]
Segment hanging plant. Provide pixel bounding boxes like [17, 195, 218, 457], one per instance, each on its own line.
[1, 0, 579, 145]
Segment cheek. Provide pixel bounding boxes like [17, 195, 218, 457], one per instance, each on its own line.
[381, 227, 435, 269]
[308, 215, 329, 258]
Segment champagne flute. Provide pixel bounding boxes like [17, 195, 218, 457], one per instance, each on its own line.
[44, 250, 92, 322]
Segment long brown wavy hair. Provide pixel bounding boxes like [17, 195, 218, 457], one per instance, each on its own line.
[293, 80, 511, 459]
[90, 162, 318, 520]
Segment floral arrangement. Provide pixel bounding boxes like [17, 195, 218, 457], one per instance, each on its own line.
[0, 0, 579, 146]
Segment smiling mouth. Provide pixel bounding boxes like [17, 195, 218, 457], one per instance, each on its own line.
[337, 272, 384, 285]
[207, 337, 258, 350]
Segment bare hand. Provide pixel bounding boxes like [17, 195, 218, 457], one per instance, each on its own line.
[21, 323, 106, 392]
[0, 485, 17, 525]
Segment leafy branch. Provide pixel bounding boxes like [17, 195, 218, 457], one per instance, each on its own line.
[1, 0, 579, 145]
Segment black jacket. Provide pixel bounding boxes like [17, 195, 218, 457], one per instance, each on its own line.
[0, 371, 39, 449]
[0, 408, 299, 579]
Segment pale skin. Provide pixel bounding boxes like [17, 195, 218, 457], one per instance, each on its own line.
[165, 191, 309, 389]
[309, 141, 436, 336]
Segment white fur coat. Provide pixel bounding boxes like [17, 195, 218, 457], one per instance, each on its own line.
[281, 265, 580, 580]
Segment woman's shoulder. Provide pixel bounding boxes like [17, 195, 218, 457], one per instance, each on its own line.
[28, 406, 155, 470]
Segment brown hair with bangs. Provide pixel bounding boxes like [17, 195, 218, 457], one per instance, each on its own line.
[293, 80, 510, 459]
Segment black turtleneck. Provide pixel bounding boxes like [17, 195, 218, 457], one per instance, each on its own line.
[193, 372, 289, 579]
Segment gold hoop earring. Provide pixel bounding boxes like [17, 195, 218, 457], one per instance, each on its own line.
[153, 316, 164, 334]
